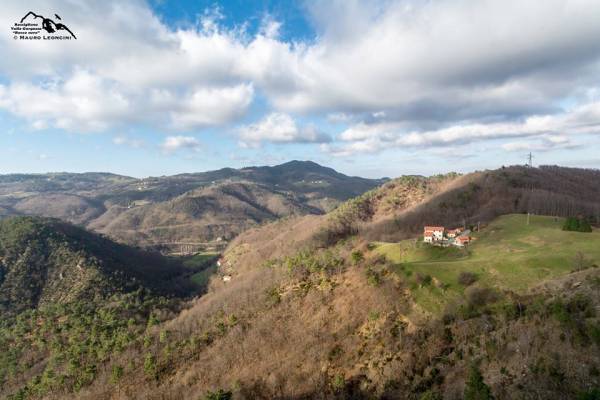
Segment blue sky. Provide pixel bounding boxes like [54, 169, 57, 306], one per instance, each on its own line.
[1, 0, 599, 178]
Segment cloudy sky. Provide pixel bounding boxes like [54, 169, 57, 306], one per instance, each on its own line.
[1, 0, 600, 178]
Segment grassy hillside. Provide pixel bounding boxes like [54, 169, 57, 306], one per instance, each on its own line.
[376, 214, 600, 313]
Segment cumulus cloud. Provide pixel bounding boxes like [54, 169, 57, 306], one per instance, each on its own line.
[160, 136, 201, 153]
[0, 1, 256, 132]
[238, 113, 331, 146]
[0, 71, 131, 131]
[1, 0, 600, 157]
[169, 84, 254, 130]
[253, 0, 600, 120]
[324, 101, 600, 156]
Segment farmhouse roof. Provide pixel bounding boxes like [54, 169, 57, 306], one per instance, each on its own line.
[424, 226, 444, 231]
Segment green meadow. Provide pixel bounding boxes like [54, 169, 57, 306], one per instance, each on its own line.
[375, 214, 600, 313]
[175, 252, 219, 289]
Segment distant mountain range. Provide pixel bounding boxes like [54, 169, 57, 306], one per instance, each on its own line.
[0, 161, 386, 249]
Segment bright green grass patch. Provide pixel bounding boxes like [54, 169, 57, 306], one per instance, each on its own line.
[181, 252, 219, 269]
[375, 214, 600, 314]
[190, 266, 217, 288]
[172, 252, 219, 289]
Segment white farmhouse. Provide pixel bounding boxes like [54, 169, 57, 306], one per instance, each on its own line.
[424, 226, 445, 242]
[424, 231, 434, 243]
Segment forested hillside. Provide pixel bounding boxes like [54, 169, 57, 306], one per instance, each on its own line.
[0, 216, 194, 398]
[0, 217, 190, 315]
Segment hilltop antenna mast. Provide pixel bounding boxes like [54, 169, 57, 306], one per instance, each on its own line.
[526, 152, 534, 167]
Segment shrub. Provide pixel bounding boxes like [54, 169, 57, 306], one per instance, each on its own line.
[328, 345, 344, 361]
[110, 365, 123, 384]
[465, 287, 499, 308]
[146, 313, 159, 328]
[501, 302, 522, 320]
[577, 388, 600, 400]
[464, 363, 494, 400]
[351, 250, 364, 265]
[143, 353, 156, 379]
[366, 268, 382, 286]
[203, 389, 232, 400]
[588, 322, 600, 345]
[332, 374, 345, 391]
[159, 330, 169, 343]
[458, 272, 478, 287]
[420, 390, 443, 400]
[265, 287, 281, 306]
[415, 273, 432, 287]
[579, 219, 593, 232]
[368, 311, 380, 321]
[563, 217, 593, 232]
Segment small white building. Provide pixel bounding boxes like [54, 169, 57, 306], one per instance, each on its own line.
[424, 226, 445, 242]
[424, 231, 434, 243]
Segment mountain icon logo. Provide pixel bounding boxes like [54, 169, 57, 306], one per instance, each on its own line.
[19, 11, 76, 39]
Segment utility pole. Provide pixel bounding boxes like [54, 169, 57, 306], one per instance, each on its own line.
[527, 212, 530, 226]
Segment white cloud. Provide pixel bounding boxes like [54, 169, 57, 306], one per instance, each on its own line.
[238, 113, 331, 146]
[0, 0, 600, 156]
[325, 100, 600, 156]
[160, 136, 201, 154]
[281, 0, 600, 116]
[169, 84, 254, 130]
[113, 135, 145, 148]
[0, 70, 131, 132]
[0, 1, 257, 132]
[502, 135, 579, 152]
